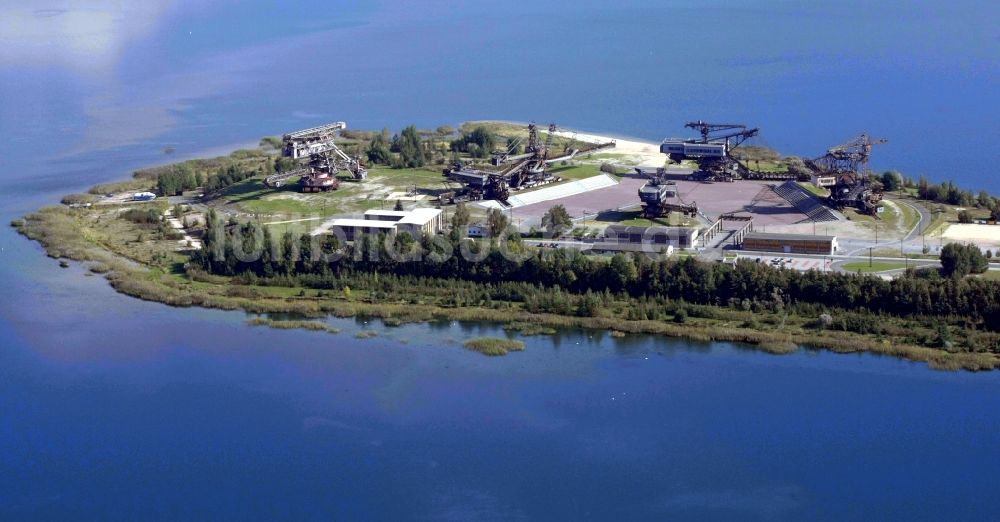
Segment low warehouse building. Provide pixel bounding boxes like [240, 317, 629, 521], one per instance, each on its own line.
[392, 208, 444, 237]
[591, 225, 699, 253]
[327, 219, 397, 241]
[741, 232, 838, 255]
[325, 208, 444, 241]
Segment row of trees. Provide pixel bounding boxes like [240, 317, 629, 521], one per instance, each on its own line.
[877, 171, 1000, 219]
[194, 211, 1000, 330]
[449, 126, 498, 159]
[156, 162, 262, 196]
[365, 125, 438, 168]
[363, 124, 507, 166]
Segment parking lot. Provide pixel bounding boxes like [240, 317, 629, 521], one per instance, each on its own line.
[735, 254, 833, 272]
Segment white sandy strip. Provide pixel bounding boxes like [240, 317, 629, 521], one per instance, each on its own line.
[163, 210, 202, 250]
[474, 174, 618, 210]
[553, 130, 664, 168]
[942, 223, 1000, 242]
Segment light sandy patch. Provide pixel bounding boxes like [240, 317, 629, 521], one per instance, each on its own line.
[163, 209, 201, 250]
[267, 192, 320, 202]
[943, 223, 1000, 244]
[387, 192, 427, 201]
[554, 130, 665, 168]
[761, 220, 876, 240]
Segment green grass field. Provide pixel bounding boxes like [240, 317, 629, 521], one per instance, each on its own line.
[591, 209, 697, 228]
[798, 182, 829, 198]
[842, 198, 919, 240]
[547, 163, 603, 181]
[216, 165, 451, 217]
[842, 261, 909, 273]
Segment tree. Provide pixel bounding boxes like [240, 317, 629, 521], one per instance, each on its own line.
[274, 156, 298, 173]
[958, 210, 973, 224]
[486, 208, 510, 237]
[450, 203, 470, 240]
[394, 199, 404, 211]
[449, 126, 496, 158]
[259, 136, 282, 150]
[880, 171, 902, 192]
[977, 191, 992, 208]
[366, 133, 392, 165]
[940, 242, 988, 277]
[395, 125, 425, 168]
[541, 204, 573, 237]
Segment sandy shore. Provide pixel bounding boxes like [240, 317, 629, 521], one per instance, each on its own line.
[553, 130, 665, 168]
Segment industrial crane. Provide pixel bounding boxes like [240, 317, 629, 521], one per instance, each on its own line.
[660, 120, 762, 182]
[443, 123, 615, 205]
[684, 121, 757, 145]
[808, 133, 887, 179]
[264, 122, 367, 192]
[806, 133, 888, 215]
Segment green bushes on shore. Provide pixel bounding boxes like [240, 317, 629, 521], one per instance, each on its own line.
[15, 202, 1000, 371]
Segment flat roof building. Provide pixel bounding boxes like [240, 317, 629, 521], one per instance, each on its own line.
[741, 232, 838, 255]
[602, 225, 699, 248]
[394, 208, 445, 238]
[323, 208, 444, 241]
[363, 210, 410, 222]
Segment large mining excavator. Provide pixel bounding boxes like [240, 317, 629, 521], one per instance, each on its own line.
[264, 122, 367, 192]
[805, 133, 887, 215]
[636, 168, 699, 218]
[443, 123, 615, 205]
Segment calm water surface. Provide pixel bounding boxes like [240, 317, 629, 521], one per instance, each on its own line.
[1, 1, 998, 519]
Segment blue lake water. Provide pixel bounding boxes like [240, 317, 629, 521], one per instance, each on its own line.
[1, 1, 999, 519]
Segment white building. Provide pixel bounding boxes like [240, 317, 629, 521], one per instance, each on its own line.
[324, 208, 444, 241]
[811, 173, 837, 188]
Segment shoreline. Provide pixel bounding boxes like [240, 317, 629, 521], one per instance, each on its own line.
[11, 121, 1000, 372]
[13, 206, 1000, 372]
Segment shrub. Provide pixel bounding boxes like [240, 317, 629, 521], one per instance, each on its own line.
[816, 313, 834, 329]
[120, 208, 161, 225]
[940, 242, 988, 277]
[463, 337, 525, 356]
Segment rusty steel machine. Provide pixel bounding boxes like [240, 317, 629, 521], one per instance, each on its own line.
[806, 133, 887, 215]
[443, 123, 615, 205]
[636, 168, 698, 218]
[264, 122, 367, 192]
[660, 121, 761, 182]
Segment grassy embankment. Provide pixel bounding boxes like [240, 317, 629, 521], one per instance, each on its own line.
[841, 199, 920, 241]
[797, 182, 829, 198]
[593, 210, 698, 228]
[14, 200, 1000, 370]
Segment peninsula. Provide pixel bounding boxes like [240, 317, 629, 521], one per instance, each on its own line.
[15, 121, 1000, 370]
